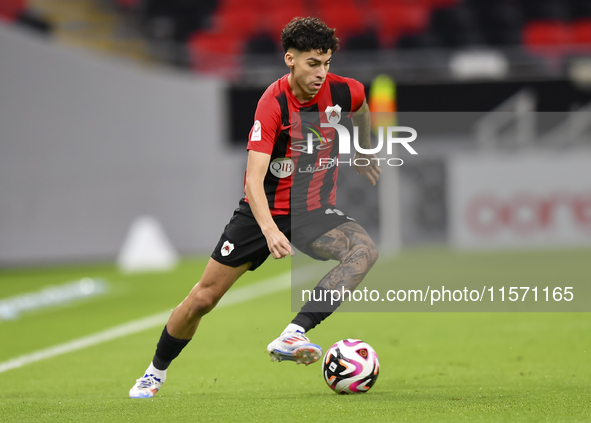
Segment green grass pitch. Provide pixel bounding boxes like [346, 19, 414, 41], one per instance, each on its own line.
[0, 248, 589, 422]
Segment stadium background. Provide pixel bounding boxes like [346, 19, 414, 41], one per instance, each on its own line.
[1, 0, 590, 421]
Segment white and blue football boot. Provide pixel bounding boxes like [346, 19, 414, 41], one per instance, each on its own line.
[267, 331, 323, 365]
[129, 374, 163, 398]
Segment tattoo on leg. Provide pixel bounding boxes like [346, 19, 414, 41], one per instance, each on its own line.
[311, 222, 379, 292]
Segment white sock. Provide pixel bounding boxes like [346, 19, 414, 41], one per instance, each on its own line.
[281, 323, 305, 336]
[145, 362, 167, 383]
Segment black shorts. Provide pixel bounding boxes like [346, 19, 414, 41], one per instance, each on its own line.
[211, 199, 356, 271]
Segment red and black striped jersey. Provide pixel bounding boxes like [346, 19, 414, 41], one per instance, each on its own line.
[245, 73, 366, 216]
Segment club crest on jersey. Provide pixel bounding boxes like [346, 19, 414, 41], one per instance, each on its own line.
[221, 240, 234, 257]
[250, 120, 262, 141]
[269, 157, 294, 178]
[325, 105, 342, 124]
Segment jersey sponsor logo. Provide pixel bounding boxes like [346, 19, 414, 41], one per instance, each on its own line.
[250, 120, 262, 141]
[325, 105, 342, 124]
[289, 121, 332, 154]
[269, 157, 294, 178]
[299, 156, 338, 174]
[289, 137, 333, 153]
[221, 240, 234, 257]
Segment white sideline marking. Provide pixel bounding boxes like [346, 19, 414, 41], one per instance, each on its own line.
[0, 278, 109, 322]
[0, 272, 292, 374]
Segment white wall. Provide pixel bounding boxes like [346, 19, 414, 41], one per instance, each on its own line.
[0, 26, 245, 264]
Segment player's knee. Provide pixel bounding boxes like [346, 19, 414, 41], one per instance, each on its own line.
[186, 288, 221, 319]
[367, 239, 379, 268]
[352, 239, 379, 272]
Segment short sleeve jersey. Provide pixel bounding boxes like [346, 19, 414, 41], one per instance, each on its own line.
[245, 73, 366, 216]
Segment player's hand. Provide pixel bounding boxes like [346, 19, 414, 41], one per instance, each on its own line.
[263, 228, 293, 259]
[354, 152, 381, 186]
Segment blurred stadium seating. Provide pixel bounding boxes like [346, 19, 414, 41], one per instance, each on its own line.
[104, 0, 591, 80]
[5, 0, 591, 79]
[125, 0, 591, 73]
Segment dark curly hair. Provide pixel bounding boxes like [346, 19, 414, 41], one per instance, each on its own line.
[281, 17, 340, 54]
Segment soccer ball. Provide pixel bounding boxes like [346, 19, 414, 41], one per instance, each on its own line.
[322, 339, 380, 394]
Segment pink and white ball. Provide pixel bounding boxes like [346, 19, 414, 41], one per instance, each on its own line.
[322, 339, 380, 394]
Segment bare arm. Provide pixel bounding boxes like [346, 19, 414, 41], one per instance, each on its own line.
[244, 150, 292, 259]
[351, 99, 381, 186]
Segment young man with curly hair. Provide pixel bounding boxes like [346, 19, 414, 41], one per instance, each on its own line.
[129, 17, 381, 398]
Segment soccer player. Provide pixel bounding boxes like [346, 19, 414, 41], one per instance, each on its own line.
[129, 17, 381, 398]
